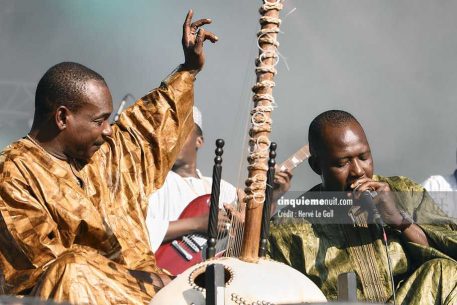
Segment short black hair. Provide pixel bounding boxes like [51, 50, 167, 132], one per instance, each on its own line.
[34, 62, 106, 122]
[308, 110, 359, 156]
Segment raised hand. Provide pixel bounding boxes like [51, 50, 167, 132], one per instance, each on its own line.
[181, 10, 218, 73]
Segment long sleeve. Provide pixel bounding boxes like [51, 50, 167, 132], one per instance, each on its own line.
[94, 71, 195, 214]
[379, 175, 457, 260]
[80, 70, 196, 270]
[0, 69, 196, 293]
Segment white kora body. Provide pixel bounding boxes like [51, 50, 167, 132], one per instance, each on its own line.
[150, 257, 327, 305]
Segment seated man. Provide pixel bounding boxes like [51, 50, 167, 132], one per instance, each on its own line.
[147, 107, 291, 252]
[0, 10, 217, 304]
[269, 110, 457, 304]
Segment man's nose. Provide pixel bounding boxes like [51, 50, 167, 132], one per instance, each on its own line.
[102, 121, 113, 137]
[350, 159, 364, 178]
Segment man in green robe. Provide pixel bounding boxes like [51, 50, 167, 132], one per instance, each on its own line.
[269, 110, 457, 304]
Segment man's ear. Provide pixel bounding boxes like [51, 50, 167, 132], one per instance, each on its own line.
[55, 106, 70, 131]
[196, 135, 204, 149]
[308, 155, 322, 175]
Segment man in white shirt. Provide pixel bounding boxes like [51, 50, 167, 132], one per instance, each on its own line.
[422, 168, 457, 218]
[146, 107, 291, 252]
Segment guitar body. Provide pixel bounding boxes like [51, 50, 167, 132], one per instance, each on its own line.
[176, 194, 210, 219]
[155, 194, 212, 275]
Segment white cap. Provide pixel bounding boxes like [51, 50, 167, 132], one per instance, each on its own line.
[193, 106, 203, 130]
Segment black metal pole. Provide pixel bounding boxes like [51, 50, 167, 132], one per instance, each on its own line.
[259, 142, 277, 257]
[206, 139, 224, 259]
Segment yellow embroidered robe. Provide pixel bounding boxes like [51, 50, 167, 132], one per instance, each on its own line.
[0, 71, 195, 304]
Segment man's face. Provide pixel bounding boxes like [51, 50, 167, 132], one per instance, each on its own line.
[64, 80, 113, 161]
[316, 121, 373, 191]
[172, 125, 203, 169]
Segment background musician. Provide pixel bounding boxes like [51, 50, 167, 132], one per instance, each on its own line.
[146, 107, 292, 252]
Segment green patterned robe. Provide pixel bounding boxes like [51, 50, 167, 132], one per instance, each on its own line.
[268, 175, 457, 304]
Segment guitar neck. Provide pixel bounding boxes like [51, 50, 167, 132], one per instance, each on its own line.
[278, 144, 310, 172]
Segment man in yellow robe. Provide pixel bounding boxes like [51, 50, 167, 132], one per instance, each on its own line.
[269, 110, 457, 304]
[0, 10, 218, 305]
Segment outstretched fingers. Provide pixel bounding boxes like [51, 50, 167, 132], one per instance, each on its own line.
[194, 28, 218, 53]
[181, 10, 218, 72]
[191, 18, 212, 30]
[182, 9, 193, 39]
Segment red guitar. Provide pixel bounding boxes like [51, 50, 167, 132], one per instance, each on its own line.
[155, 144, 310, 275]
[154, 194, 224, 275]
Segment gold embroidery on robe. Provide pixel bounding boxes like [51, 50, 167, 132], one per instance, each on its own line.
[0, 71, 195, 304]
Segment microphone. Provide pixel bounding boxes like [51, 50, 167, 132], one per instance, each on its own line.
[360, 190, 385, 228]
[114, 94, 135, 122]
